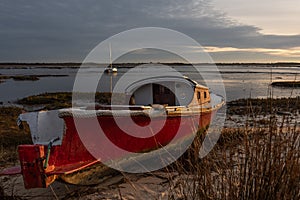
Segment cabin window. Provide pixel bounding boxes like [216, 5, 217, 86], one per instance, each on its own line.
[153, 84, 175, 105]
[204, 91, 207, 99]
[197, 91, 200, 99]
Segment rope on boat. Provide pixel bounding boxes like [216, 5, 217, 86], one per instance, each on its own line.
[44, 137, 60, 169]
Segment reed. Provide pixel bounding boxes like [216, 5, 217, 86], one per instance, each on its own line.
[165, 98, 300, 199]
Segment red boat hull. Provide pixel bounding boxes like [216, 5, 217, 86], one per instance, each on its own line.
[1, 110, 215, 188]
[63, 111, 212, 160]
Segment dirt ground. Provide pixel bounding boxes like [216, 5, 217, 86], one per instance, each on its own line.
[1, 172, 176, 200]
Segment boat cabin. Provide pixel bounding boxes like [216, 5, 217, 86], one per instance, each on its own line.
[126, 76, 210, 107]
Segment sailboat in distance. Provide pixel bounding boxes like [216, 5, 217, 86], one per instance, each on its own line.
[104, 43, 118, 74]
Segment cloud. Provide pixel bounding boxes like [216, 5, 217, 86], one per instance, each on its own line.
[205, 46, 300, 57]
[0, 0, 299, 62]
[204, 46, 300, 62]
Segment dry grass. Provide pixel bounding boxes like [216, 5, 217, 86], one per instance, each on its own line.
[0, 107, 31, 165]
[165, 99, 300, 199]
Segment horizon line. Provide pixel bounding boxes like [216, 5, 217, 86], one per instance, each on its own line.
[0, 61, 299, 66]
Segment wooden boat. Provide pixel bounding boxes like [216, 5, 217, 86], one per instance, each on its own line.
[0, 76, 224, 189]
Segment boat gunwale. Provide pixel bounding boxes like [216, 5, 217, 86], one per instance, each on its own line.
[58, 97, 225, 118]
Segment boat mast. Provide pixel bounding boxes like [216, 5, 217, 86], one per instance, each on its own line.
[109, 43, 112, 93]
[109, 43, 112, 70]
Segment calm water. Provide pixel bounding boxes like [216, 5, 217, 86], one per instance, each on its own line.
[0, 64, 299, 103]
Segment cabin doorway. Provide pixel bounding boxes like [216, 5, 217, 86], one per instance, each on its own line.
[152, 84, 175, 105]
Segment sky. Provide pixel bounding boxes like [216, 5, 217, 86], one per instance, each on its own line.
[0, 0, 299, 63]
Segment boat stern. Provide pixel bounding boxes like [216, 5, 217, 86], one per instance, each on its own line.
[0, 144, 56, 189]
[18, 144, 56, 188]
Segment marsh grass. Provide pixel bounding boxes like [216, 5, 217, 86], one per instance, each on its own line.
[227, 97, 300, 116]
[165, 99, 300, 199]
[0, 74, 69, 83]
[0, 107, 31, 164]
[17, 92, 126, 110]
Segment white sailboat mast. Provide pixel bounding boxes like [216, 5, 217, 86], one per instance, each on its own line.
[109, 43, 112, 69]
